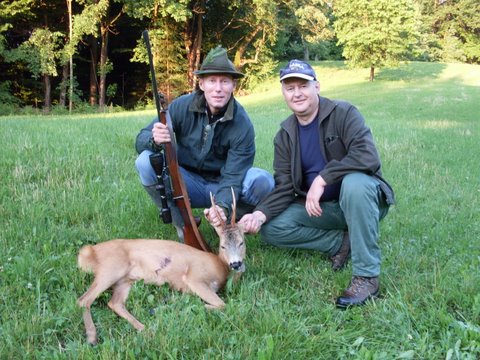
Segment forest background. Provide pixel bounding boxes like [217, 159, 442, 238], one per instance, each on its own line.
[0, 0, 479, 115]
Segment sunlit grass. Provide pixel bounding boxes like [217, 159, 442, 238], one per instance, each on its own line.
[1, 61, 479, 359]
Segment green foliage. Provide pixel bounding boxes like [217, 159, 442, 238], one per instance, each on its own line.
[294, 0, 333, 44]
[199, 0, 282, 93]
[0, 80, 18, 103]
[0, 33, 5, 56]
[414, 0, 480, 64]
[0, 0, 35, 20]
[314, 40, 343, 60]
[125, 0, 192, 97]
[203, 0, 278, 66]
[334, 0, 419, 73]
[69, 0, 109, 55]
[120, 0, 191, 22]
[97, 58, 114, 78]
[55, 73, 83, 105]
[432, 0, 480, 63]
[274, 0, 334, 60]
[1, 0, 479, 109]
[106, 83, 118, 99]
[240, 51, 278, 93]
[242, 62, 278, 93]
[7, 28, 64, 79]
[132, 26, 189, 98]
[0, 0, 72, 77]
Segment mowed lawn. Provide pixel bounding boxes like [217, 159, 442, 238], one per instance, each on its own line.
[0, 61, 479, 359]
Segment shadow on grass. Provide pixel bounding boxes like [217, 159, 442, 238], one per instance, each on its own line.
[299, 61, 449, 83]
[321, 68, 478, 126]
[375, 62, 448, 82]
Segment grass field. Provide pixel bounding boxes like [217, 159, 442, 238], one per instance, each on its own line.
[1, 61, 479, 359]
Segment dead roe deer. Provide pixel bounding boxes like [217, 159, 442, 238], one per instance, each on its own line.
[77, 190, 245, 345]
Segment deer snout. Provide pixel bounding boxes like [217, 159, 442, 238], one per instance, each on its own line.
[229, 261, 243, 271]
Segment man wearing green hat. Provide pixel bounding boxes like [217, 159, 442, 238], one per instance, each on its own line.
[135, 46, 274, 238]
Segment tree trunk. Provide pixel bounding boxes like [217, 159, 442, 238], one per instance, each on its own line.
[43, 74, 52, 113]
[97, 0, 122, 111]
[67, 0, 73, 112]
[304, 46, 309, 61]
[185, 0, 204, 90]
[98, 25, 109, 111]
[59, 64, 68, 107]
[234, 25, 262, 70]
[370, 65, 375, 81]
[88, 35, 99, 106]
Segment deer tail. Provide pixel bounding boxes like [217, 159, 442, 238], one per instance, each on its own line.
[78, 245, 96, 273]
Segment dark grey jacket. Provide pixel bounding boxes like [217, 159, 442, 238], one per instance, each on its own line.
[255, 96, 395, 221]
[135, 91, 255, 212]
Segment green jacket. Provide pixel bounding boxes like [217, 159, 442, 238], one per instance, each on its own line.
[135, 91, 255, 212]
[255, 96, 395, 221]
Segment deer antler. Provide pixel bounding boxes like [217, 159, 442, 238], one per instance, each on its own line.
[230, 187, 236, 225]
[209, 188, 237, 226]
[210, 192, 226, 228]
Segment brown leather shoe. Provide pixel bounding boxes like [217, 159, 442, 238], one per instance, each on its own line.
[330, 232, 350, 271]
[336, 276, 379, 309]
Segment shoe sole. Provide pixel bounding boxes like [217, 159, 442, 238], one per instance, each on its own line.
[335, 290, 379, 310]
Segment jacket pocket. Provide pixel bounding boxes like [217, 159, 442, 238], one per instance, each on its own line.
[325, 135, 346, 160]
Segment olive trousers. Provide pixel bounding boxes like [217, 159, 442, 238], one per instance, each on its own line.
[260, 173, 390, 277]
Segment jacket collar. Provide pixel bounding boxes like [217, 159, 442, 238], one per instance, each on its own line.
[189, 90, 235, 121]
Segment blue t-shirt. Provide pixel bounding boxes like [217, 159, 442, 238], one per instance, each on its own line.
[298, 117, 341, 201]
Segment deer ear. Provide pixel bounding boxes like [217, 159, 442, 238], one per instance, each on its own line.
[236, 222, 246, 234]
[211, 222, 225, 237]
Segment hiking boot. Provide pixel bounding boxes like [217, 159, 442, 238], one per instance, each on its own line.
[330, 232, 350, 271]
[336, 276, 379, 309]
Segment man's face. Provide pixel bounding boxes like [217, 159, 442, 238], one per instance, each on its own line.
[281, 78, 320, 121]
[199, 75, 236, 114]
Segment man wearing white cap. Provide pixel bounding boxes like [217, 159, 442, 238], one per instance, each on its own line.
[239, 59, 395, 308]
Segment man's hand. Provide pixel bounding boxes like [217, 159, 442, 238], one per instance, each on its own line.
[305, 175, 326, 217]
[239, 211, 266, 234]
[152, 122, 171, 145]
[204, 205, 227, 228]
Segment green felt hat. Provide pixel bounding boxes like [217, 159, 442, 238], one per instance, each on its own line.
[194, 46, 244, 79]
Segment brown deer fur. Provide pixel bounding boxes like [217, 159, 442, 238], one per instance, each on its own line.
[77, 191, 245, 345]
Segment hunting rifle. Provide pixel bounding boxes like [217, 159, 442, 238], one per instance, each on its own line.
[142, 30, 210, 252]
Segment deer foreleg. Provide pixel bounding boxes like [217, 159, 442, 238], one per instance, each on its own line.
[107, 280, 145, 331]
[185, 280, 226, 309]
[78, 273, 123, 345]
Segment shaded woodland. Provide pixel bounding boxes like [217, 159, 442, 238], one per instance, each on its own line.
[0, 0, 478, 113]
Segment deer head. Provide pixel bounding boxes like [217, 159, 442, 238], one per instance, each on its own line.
[210, 188, 246, 272]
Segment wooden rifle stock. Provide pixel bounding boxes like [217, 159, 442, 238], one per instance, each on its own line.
[142, 30, 210, 252]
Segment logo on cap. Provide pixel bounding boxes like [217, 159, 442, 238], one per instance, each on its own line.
[279, 60, 316, 82]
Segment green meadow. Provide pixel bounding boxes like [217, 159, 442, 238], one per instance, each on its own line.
[1, 61, 479, 359]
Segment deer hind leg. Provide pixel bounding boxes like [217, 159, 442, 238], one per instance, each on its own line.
[107, 279, 145, 331]
[184, 280, 225, 310]
[81, 302, 98, 346]
[78, 275, 121, 345]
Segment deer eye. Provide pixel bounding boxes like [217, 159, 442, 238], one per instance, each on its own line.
[239, 242, 244, 247]
[221, 245, 226, 249]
